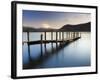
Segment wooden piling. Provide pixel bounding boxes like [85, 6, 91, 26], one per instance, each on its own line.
[66, 32, 67, 40]
[73, 32, 75, 39]
[74, 32, 76, 38]
[77, 32, 78, 38]
[77, 32, 78, 37]
[70, 32, 71, 39]
[27, 32, 29, 45]
[69, 32, 70, 39]
[40, 34, 43, 56]
[78, 32, 79, 37]
[59, 32, 61, 40]
[27, 32, 32, 61]
[71, 32, 73, 39]
[63, 32, 64, 41]
[59, 32, 61, 45]
[75, 32, 76, 38]
[56, 31, 58, 49]
[67, 32, 69, 39]
[72, 32, 74, 39]
[62, 32, 64, 44]
[75, 32, 78, 38]
[51, 32, 53, 48]
[56, 31, 58, 42]
[63, 32, 65, 41]
[76, 32, 77, 38]
[44, 32, 46, 40]
[51, 32, 53, 40]
[80, 32, 81, 37]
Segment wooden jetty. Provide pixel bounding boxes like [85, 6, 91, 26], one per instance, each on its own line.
[23, 31, 81, 61]
[23, 37, 80, 45]
[23, 31, 81, 45]
[23, 31, 81, 69]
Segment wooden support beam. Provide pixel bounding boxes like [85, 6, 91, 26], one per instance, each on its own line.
[67, 32, 69, 39]
[61, 32, 63, 40]
[40, 34, 43, 56]
[71, 32, 73, 39]
[69, 32, 70, 39]
[59, 32, 61, 45]
[63, 32, 65, 41]
[62, 32, 64, 43]
[76, 32, 77, 38]
[73, 32, 75, 38]
[77, 32, 78, 37]
[51, 32, 53, 49]
[74, 32, 76, 38]
[27, 32, 32, 61]
[56, 31, 58, 49]
[59, 32, 61, 40]
[78, 32, 79, 37]
[27, 32, 29, 45]
[51, 32, 53, 40]
[56, 31, 58, 42]
[44, 32, 46, 40]
[66, 32, 67, 40]
[80, 32, 81, 37]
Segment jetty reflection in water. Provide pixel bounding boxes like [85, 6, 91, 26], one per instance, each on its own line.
[22, 32, 91, 69]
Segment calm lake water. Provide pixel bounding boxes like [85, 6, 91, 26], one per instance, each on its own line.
[22, 32, 91, 69]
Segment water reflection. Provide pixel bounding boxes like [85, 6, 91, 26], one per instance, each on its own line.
[23, 32, 91, 69]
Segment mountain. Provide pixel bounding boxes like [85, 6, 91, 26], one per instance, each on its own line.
[23, 27, 37, 32]
[23, 22, 91, 32]
[60, 22, 91, 31]
[23, 27, 57, 32]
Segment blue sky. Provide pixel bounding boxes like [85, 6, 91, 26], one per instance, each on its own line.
[23, 10, 91, 29]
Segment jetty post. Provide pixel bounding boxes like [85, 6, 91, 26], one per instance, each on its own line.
[71, 32, 73, 39]
[67, 32, 69, 40]
[51, 32, 53, 40]
[69, 32, 71, 40]
[62, 32, 64, 44]
[80, 32, 81, 37]
[77, 32, 79, 37]
[44, 32, 47, 53]
[27, 31, 30, 42]
[77, 32, 78, 38]
[59, 32, 61, 45]
[59, 32, 61, 40]
[27, 31, 31, 60]
[73, 32, 75, 39]
[56, 31, 58, 49]
[76, 32, 77, 38]
[56, 31, 58, 42]
[51, 31, 53, 49]
[40, 34, 43, 56]
[66, 32, 67, 40]
[44, 32, 46, 40]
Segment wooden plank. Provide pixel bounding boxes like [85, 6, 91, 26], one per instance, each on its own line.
[25, 37, 81, 45]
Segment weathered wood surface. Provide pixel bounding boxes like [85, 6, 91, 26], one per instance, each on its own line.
[23, 37, 81, 45]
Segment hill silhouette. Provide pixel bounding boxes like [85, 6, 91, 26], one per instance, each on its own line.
[23, 22, 91, 32]
[60, 22, 91, 31]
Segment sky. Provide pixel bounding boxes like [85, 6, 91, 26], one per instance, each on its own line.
[23, 10, 91, 29]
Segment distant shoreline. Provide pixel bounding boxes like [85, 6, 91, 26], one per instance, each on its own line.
[23, 22, 91, 32]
